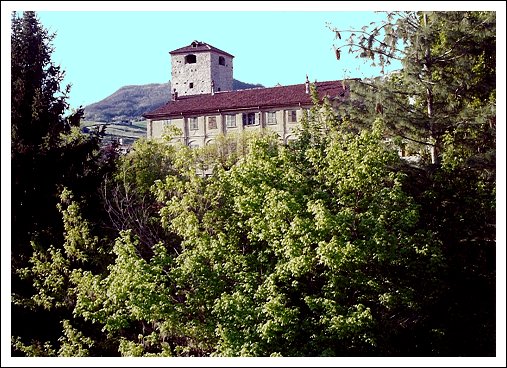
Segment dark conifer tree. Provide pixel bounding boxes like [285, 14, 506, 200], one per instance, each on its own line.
[11, 11, 118, 355]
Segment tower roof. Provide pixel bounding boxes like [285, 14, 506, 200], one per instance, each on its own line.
[169, 40, 234, 58]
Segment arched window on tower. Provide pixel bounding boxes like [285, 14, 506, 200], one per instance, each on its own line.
[219, 56, 225, 66]
[185, 54, 196, 64]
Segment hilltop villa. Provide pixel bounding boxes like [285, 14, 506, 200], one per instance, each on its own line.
[143, 41, 349, 147]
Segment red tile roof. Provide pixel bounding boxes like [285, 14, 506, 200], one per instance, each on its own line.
[144, 80, 348, 119]
[170, 40, 234, 58]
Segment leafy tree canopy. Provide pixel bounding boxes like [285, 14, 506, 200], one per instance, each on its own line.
[11, 11, 496, 359]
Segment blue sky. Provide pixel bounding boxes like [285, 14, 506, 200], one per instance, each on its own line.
[33, 9, 400, 108]
[5, 2, 503, 110]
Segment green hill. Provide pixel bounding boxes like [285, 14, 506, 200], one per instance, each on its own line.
[232, 79, 264, 91]
[83, 82, 172, 123]
[84, 79, 264, 123]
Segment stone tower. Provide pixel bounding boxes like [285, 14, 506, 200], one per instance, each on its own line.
[170, 40, 234, 97]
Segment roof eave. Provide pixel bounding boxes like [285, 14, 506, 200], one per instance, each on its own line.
[169, 49, 234, 58]
[144, 102, 318, 120]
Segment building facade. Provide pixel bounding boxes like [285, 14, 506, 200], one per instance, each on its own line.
[170, 40, 234, 97]
[144, 41, 349, 147]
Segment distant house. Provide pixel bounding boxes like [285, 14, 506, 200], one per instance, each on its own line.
[143, 41, 349, 147]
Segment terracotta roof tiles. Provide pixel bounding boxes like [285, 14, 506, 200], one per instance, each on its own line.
[144, 80, 348, 119]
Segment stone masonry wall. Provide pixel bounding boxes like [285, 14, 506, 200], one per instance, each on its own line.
[171, 52, 233, 96]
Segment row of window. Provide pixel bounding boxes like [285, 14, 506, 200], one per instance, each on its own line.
[185, 54, 226, 66]
[187, 135, 298, 149]
[180, 82, 221, 92]
[188, 111, 299, 130]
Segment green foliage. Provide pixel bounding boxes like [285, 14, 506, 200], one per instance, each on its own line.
[57, 320, 94, 357]
[101, 138, 179, 250]
[11, 11, 121, 357]
[410, 164, 496, 355]
[142, 102, 442, 356]
[59, 188, 99, 262]
[12, 337, 56, 357]
[72, 231, 167, 332]
[11, 10, 114, 266]
[71, 230, 208, 356]
[332, 11, 495, 166]
[330, 12, 496, 354]
[116, 138, 177, 195]
[15, 243, 72, 311]
[48, 96, 446, 356]
[13, 189, 107, 313]
[11, 11, 69, 152]
[12, 10, 495, 358]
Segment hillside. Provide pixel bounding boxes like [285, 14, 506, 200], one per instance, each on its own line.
[84, 79, 264, 122]
[83, 82, 172, 123]
[232, 79, 264, 91]
[81, 120, 147, 148]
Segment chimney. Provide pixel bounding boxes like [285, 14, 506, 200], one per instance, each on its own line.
[172, 88, 178, 101]
[305, 74, 310, 94]
[211, 80, 215, 96]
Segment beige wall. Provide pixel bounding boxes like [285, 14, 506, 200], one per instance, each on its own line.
[147, 106, 311, 147]
[148, 118, 185, 144]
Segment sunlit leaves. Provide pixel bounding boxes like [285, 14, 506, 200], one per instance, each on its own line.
[57, 320, 94, 357]
[142, 98, 442, 356]
[13, 10, 495, 357]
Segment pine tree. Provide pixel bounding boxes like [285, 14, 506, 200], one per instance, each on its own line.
[332, 11, 495, 166]
[12, 11, 72, 259]
[11, 11, 118, 355]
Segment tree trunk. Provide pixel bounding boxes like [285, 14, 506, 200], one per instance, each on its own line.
[423, 13, 439, 165]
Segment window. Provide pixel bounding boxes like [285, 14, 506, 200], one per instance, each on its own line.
[189, 82, 194, 89]
[208, 116, 217, 130]
[242, 112, 259, 126]
[266, 111, 277, 125]
[219, 56, 225, 66]
[189, 117, 198, 130]
[286, 110, 297, 123]
[185, 54, 196, 64]
[225, 114, 236, 128]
